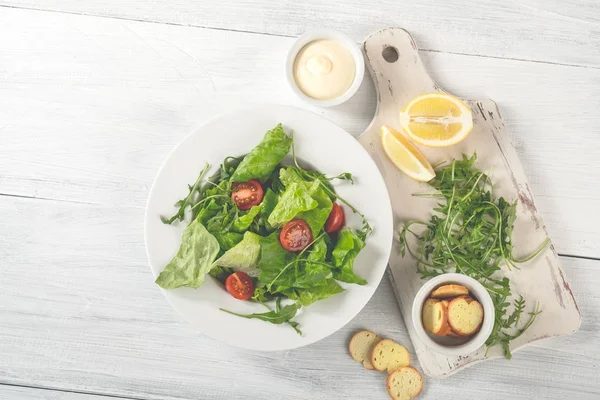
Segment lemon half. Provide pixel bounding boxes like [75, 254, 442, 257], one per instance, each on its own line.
[399, 92, 473, 148]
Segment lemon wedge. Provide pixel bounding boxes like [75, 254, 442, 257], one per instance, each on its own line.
[399, 92, 473, 147]
[381, 125, 435, 182]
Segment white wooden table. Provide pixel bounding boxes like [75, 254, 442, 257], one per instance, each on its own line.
[1, 2, 599, 399]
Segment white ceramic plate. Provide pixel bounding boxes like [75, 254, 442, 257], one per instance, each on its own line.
[145, 105, 393, 351]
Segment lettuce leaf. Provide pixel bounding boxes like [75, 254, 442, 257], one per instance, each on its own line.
[260, 189, 278, 221]
[293, 236, 333, 288]
[258, 233, 339, 300]
[230, 123, 292, 182]
[297, 279, 344, 306]
[279, 167, 305, 187]
[257, 232, 295, 291]
[307, 235, 328, 262]
[155, 220, 220, 289]
[267, 182, 318, 227]
[232, 205, 261, 233]
[298, 181, 332, 235]
[213, 231, 261, 277]
[209, 229, 243, 250]
[332, 228, 367, 285]
[269, 168, 333, 234]
[283, 273, 344, 306]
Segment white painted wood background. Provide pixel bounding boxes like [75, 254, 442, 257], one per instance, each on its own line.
[0, 2, 599, 399]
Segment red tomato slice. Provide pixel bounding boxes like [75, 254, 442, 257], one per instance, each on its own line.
[280, 219, 313, 252]
[325, 203, 345, 233]
[225, 271, 254, 300]
[231, 179, 264, 210]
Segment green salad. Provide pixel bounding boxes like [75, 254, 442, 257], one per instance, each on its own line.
[156, 124, 371, 333]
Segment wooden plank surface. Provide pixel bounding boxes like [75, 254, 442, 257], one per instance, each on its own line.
[1, 7, 599, 258]
[0, 196, 599, 400]
[1, 196, 599, 399]
[0, 386, 124, 400]
[0, 4, 599, 400]
[1, 0, 600, 68]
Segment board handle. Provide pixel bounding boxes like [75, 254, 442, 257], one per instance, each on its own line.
[361, 28, 441, 129]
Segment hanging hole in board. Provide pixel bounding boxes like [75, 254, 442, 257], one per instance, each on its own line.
[382, 46, 399, 63]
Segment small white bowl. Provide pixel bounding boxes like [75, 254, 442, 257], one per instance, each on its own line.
[411, 273, 495, 356]
[285, 29, 365, 107]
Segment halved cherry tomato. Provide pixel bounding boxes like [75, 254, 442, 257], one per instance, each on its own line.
[325, 203, 345, 233]
[225, 271, 254, 300]
[231, 179, 264, 210]
[280, 219, 313, 252]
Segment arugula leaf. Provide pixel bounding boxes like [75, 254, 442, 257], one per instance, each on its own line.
[189, 179, 245, 252]
[190, 177, 233, 222]
[274, 298, 303, 335]
[195, 199, 221, 226]
[220, 302, 301, 325]
[283, 317, 302, 335]
[232, 205, 262, 232]
[161, 163, 210, 224]
[332, 229, 367, 285]
[251, 287, 273, 302]
[265, 164, 286, 195]
[327, 172, 354, 184]
[202, 202, 244, 250]
[218, 156, 243, 180]
[230, 124, 292, 182]
[200, 157, 242, 196]
[267, 182, 318, 228]
[155, 220, 220, 288]
[213, 231, 261, 277]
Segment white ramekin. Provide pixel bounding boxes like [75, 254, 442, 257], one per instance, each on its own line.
[285, 29, 365, 107]
[411, 273, 495, 356]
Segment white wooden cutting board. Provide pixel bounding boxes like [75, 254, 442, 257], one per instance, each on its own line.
[357, 28, 581, 378]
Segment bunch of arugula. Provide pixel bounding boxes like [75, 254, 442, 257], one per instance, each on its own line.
[155, 124, 371, 333]
[398, 154, 549, 358]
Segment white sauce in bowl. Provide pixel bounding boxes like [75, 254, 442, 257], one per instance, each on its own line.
[292, 39, 356, 100]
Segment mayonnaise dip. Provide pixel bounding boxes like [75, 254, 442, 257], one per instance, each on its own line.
[292, 39, 356, 100]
